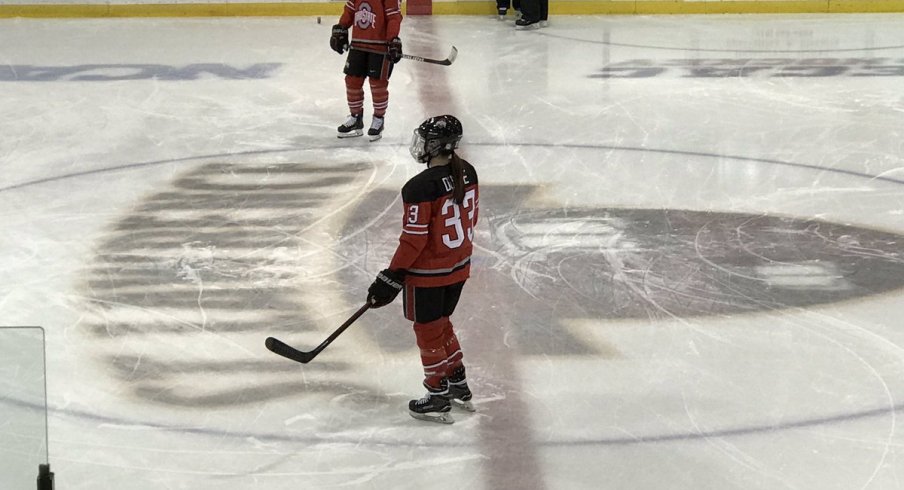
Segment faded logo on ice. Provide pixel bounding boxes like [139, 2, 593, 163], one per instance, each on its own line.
[593, 58, 904, 78]
[341, 185, 904, 356]
[0, 63, 281, 82]
[80, 162, 379, 413]
[80, 175, 904, 407]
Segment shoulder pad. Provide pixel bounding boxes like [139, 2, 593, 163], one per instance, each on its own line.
[401, 169, 442, 203]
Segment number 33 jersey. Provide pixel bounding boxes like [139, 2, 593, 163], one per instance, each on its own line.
[389, 160, 479, 287]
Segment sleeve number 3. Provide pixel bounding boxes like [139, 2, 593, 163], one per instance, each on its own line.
[441, 189, 476, 249]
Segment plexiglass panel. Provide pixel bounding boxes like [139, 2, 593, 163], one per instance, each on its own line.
[0, 327, 48, 490]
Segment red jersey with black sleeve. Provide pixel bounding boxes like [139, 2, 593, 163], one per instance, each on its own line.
[339, 0, 402, 53]
[389, 160, 479, 287]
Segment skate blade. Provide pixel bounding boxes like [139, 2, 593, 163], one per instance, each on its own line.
[450, 399, 476, 412]
[337, 130, 363, 139]
[409, 410, 454, 424]
[368, 133, 382, 142]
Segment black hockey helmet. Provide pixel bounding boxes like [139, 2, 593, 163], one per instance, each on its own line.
[409, 115, 463, 163]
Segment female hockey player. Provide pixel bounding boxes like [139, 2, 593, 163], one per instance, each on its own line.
[329, 0, 403, 141]
[366, 115, 479, 424]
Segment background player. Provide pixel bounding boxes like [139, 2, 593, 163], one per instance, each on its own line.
[497, 0, 521, 20]
[329, 0, 403, 141]
[366, 115, 480, 424]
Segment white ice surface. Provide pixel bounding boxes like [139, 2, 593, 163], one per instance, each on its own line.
[1, 14, 904, 490]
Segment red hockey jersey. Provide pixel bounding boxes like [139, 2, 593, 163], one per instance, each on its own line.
[389, 160, 479, 287]
[339, 0, 402, 53]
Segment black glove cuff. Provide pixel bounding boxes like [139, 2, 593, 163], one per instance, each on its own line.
[377, 269, 405, 291]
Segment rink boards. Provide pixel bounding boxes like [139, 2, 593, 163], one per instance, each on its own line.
[1, 0, 904, 18]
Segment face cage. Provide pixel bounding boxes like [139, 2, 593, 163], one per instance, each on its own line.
[409, 131, 461, 164]
[409, 131, 429, 163]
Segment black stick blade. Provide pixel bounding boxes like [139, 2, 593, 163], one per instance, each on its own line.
[265, 336, 316, 364]
[264, 303, 370, 365]
[446, 46, 458, 65]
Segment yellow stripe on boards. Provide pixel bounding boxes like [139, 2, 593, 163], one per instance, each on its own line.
[1, 0, 904, 19]
[0, 3, 344, 18]
[830, 0, 904, 12]
[549, 0, 696, 15]
[431, 3, 498, 15]
[636, 1, 826, 15]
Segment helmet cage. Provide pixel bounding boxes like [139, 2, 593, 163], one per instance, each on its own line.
[409, 131, 460, 163]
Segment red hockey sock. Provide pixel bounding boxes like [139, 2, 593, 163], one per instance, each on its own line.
[441, 317, 463, 376]
[369, 78, 388, 118]
[413, 318, 448, 389]
[345, 75, 365, 115]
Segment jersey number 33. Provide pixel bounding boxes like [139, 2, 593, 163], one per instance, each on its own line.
[408, 188, 477, 250]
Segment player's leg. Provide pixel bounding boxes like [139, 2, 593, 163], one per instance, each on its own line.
[516, 0, 540, 28]
[365, 53, 394, 141]
[404, 285, 454, 423]
[496, 0, 509, 19]
[439, 281, 475, 411]
[338, 50, 367, 137]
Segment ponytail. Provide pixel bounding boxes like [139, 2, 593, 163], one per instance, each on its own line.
[450, 153, 465, 204]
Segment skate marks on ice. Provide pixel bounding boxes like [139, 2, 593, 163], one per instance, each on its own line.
[592, 58, 904, 79]
[334, 183, 904, 490]
[338, 184, 904, 357]
[73, 167, 904, 404]
[0, 63, 281, 82]
[78, 161, 386, 408]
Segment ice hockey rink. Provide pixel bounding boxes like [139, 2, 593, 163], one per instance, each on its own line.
[2, 11, 904, 490]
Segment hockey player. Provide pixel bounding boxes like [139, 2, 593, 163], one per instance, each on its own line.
[496, 0, 521, 20]
[329, 0, 403, 141]
[516, 0, 548, 28]
[366, 115, 479, 424]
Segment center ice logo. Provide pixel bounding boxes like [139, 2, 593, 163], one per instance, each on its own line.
[79, 176, 904, 407]
[592, 58, 904, 78]
[80, 162, 375, 409]
[336, 185, 904, 358]
[355, 4, 377, 29]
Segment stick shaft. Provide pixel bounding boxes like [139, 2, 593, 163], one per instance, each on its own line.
[265, 302, 371, 363]
[350, 45, 457, 66]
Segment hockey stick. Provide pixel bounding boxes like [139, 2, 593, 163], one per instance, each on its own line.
[265, 302, 371, 364]
[403, 46, 458, 66]
[350, 46, 458, 66]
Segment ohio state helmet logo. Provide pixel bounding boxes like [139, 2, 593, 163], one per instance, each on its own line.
[355, 4, 377, 29]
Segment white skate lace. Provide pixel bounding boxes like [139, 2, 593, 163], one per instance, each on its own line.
[370, 117, 384, 131]
[344, 115, 359, 127]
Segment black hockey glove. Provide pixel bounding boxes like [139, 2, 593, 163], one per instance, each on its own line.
[367, 269, 405, 308]
[330, 24, 349, 55]
[388, 37, 403, 63]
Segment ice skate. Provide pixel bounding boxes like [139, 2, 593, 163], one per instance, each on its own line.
[515, 17, 540, 29]
[409, 381, 454, 424]
[368, 116, 384, 142]
[497, 7, 506, 20]
[337, 114, 363, 138]
[446, 366, 475, 412]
